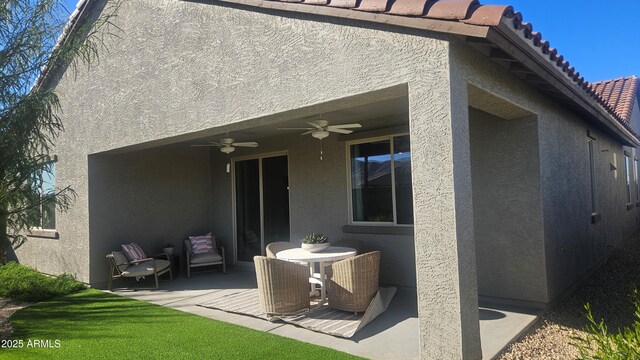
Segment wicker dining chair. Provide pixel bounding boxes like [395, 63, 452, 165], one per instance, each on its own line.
[265, 241, 296, 258]
[328, 251, 380, 313]
[324, 239, 363, 278]
[254, 256, 310, 316]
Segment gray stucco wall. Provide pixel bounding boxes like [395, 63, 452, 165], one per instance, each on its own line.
[469, 108, 547, 304]
[87, 146, 212, 285]
[450, 37, 640, 305]
[630, 100, 640, 133]
[14, 0, 483, 357]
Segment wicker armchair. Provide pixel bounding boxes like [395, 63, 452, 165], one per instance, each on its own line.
[328, 251, 380, 313]
[254, 256, 310, 316]
[265, 241, 296, 258]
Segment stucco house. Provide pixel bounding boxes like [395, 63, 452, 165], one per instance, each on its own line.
[15, 0, 640, 358]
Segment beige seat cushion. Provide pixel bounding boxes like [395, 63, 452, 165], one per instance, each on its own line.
[122, 259, 170, 277]
[191, 252, 223, 264]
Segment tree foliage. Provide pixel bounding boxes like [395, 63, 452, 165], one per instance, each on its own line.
[573, 286, 640, 359]
[0, 0, 121, 261]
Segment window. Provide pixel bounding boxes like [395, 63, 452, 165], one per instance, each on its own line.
[635, 157, 639, 202]
[625, 152, 632, 208]
[588, 137, 598, 219]
[30, 160, 57, 230]
[349, 135, 413, 225]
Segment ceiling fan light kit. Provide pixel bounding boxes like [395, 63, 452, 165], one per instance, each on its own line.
[191, 137, 258, 154]
[220, 145, 235, 154]
[311, 130, 330, 140]
[278, 119, 362, 140]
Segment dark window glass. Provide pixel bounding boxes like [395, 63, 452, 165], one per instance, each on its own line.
[626, 155, 632, 204]
[351, 140, 393, 222]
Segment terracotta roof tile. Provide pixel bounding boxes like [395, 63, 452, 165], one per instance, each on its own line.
[355, 0, 391, 13]
[388, 0, 433, 16]
[424, 0, 478, 20]
[591, 76, 639, 123]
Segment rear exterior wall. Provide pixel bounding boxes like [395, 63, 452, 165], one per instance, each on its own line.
[13, 0, 449, 287]
[450, 37, 640, 305]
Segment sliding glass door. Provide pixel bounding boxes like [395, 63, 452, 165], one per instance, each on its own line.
[235, 155, 290, 262]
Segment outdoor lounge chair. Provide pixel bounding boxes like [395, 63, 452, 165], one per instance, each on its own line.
[328, 251, 380, 313]
[184, 238, 226, 278]
[106, 251, 172, 291]
[254, 256, 310, 316]
[265, 241, 296, 258]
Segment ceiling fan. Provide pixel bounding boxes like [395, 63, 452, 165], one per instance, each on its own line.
[278, 120, 362, 139]
[191, 137, 258, 154]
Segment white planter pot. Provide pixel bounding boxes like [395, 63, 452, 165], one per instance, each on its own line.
[163, 247, 175, 256]
[301, 243, 329, 253]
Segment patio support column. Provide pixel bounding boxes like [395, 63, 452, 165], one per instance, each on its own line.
[409, 76, 481, 359]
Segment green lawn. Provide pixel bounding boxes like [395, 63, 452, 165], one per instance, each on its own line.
[2, 289, 361, 359]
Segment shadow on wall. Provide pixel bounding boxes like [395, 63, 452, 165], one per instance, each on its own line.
[6, 246, 18, 262]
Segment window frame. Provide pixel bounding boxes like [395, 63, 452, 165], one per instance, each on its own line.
[346, 133, 413, 227]
[587, 133, 600, 223]
[625, 150, 633, 210]
[635, 156, 640, 206]
[29, 155, 58, 232]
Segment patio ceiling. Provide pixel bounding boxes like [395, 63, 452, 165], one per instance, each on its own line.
[180, 96, 410, 146]
[97, 85, 409, 155]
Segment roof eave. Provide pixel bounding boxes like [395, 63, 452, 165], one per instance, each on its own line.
[487, 21, 639, 146]
[208, 0, 491, 38]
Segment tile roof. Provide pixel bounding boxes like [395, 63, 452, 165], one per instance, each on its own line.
[591, 76, 639, 124]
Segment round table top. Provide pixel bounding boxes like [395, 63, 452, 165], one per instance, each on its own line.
[276, 246, 357, 263]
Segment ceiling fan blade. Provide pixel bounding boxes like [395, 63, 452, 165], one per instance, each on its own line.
[307, 122, 323, 129]
[190, 144, 219, 147]
[328, 123, 361, 129]
[327, 128, 353, 134]
[301, 130, 315, 135]
[232, 142, 259, 147]
[278, 127, 313, 130]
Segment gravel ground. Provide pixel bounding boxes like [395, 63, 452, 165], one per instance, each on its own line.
[497, 232, 640, 360]
[0, 298, 29, 340]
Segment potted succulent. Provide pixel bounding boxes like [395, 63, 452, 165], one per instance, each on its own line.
[301, 233, 329, 252]
[162, 242, 175, 256]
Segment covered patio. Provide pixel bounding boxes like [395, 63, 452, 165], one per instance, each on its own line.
[110, 270, 540, 360]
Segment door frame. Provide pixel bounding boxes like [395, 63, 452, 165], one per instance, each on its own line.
[231, 151, 291, 265]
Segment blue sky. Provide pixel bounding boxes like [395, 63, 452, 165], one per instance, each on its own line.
[473, 0, 639, 82]
[62, 0, 638, 82]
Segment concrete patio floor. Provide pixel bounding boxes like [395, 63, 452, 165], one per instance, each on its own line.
[110, 269, 541, 359]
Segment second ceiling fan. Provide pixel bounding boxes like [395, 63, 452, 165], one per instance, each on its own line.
[191, 137, 258, 153]
[279, 119, 361, 139]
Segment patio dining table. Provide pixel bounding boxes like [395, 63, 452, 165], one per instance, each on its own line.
[276, 246, 357, 305]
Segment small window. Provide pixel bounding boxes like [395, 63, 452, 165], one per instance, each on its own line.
[635, 158, 639, 202]
[30, 160, 57, 230]
[349, 135, 413, 225]
[625, 153, 632, 206]
[588, 138, 598, 215]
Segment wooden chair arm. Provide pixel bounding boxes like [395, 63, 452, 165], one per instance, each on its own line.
[130, 257, 154, 265]
[152, 253, 170, 261]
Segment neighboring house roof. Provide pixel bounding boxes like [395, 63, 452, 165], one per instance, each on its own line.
[591, 76, 639, 124]
[54, 0, 640, 145]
